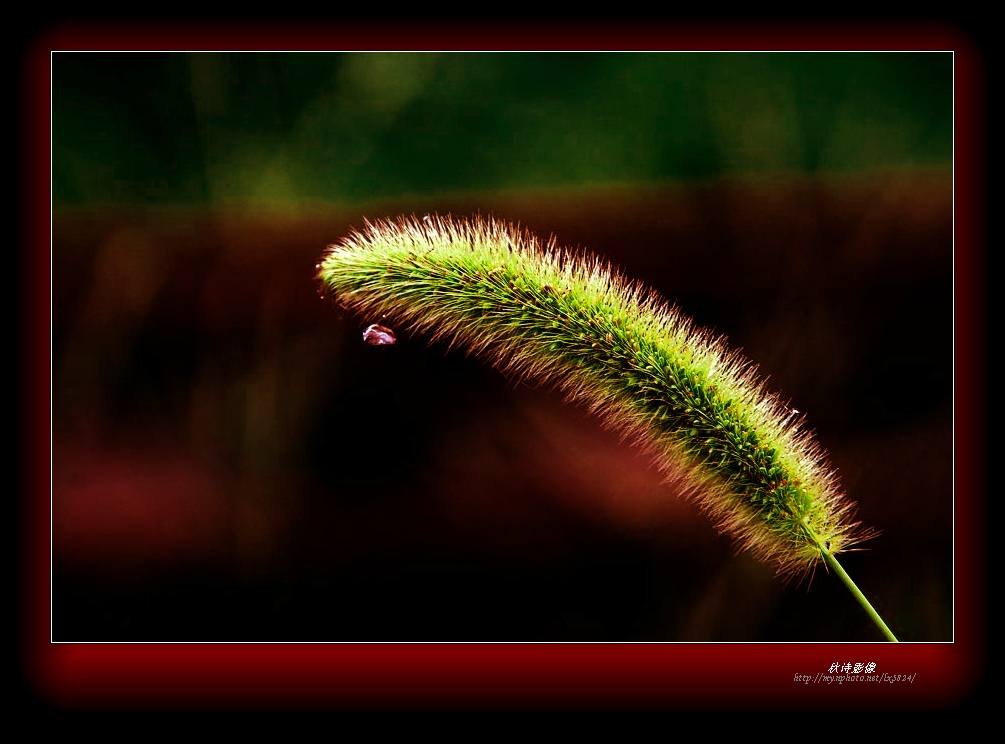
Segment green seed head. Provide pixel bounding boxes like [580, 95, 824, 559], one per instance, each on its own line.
[317, 213, 872, 580]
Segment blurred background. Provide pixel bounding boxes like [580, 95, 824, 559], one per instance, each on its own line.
[51, 52, 953, 641]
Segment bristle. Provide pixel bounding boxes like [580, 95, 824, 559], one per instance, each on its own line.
[317, 213, 871, 579]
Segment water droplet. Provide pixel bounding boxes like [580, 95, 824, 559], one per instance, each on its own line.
[362, 323, 397, 346]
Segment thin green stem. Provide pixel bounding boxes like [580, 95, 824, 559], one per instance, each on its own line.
[823, 550, 899, 642]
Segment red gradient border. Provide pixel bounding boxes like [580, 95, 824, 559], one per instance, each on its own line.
[25, 22, 985, 709]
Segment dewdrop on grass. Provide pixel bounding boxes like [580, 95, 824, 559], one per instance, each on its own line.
[362, 322, 397, 346]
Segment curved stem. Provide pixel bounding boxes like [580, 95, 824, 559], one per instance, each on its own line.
[823, 550, 899, 642]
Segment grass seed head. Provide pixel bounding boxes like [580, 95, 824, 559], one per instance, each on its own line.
[317, 213, 872, 580]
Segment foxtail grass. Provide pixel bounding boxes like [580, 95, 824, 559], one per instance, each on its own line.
[316, 213, 898, 641]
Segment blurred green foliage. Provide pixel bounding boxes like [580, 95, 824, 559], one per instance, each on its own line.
[52, 52, 952, 207]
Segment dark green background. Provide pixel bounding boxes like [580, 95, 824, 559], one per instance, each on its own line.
[53, 52, 951, 207]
